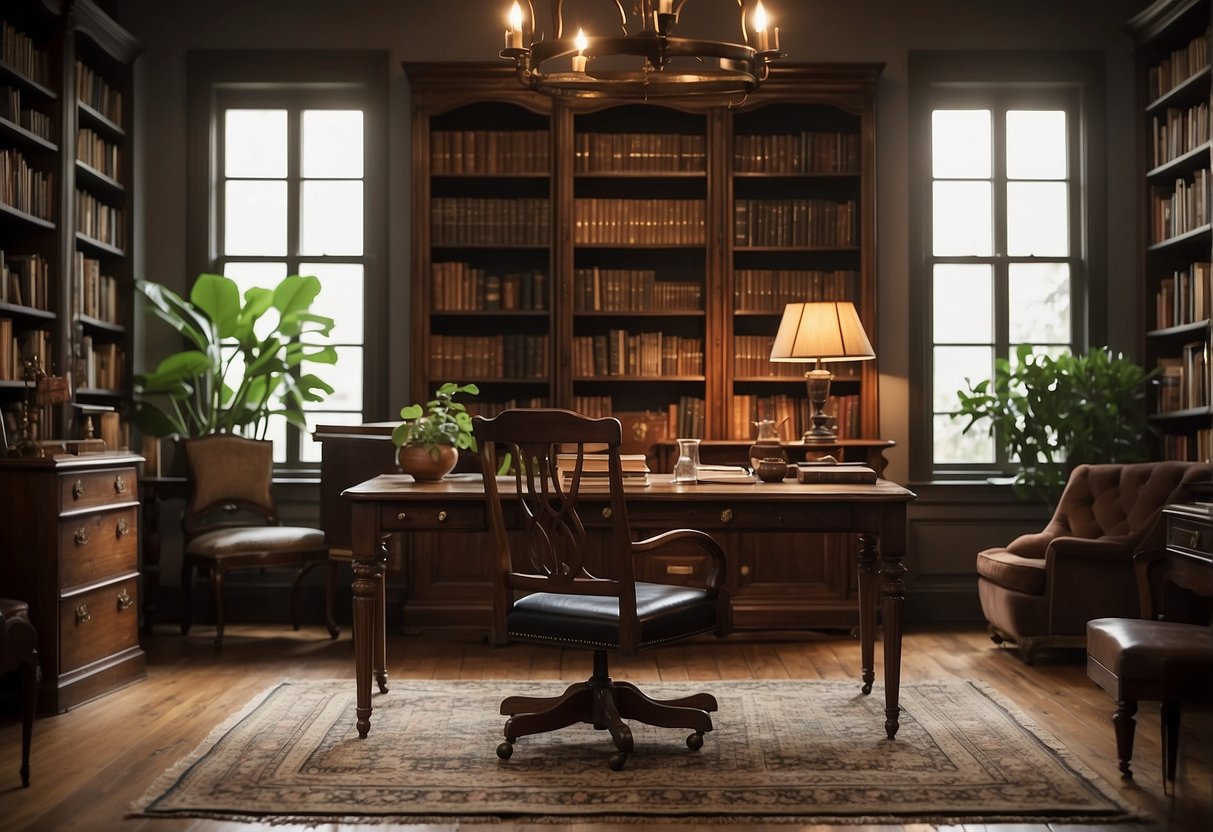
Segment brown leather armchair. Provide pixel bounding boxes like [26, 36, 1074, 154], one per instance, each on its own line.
[976, 461, 1211, 663]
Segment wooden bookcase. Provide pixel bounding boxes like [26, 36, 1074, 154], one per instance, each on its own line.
[0, 0, 138, 450]
[404, 62, 884, 632]
[1131, 0, 1213, 463]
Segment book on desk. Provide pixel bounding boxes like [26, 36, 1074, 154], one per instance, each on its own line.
[556, 452, 650, 490]
[796, 462, 877, 484]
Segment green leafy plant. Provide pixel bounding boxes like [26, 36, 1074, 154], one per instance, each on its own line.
[392, 382, 480, 460]
[134, 273, 337, 439]
[952, 345, 1156, 503]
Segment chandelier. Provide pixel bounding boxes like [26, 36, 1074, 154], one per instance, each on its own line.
[500, 0, 785, 99]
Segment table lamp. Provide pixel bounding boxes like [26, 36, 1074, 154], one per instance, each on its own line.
[768, 301, 875, 443]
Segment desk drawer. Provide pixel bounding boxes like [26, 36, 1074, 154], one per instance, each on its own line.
[60, 467, 137, 512]
[59, 506, 138, 589]
[59, 577, 139, 673]
[1168, 516, 1213, 559]
[638, 553, 710, 586]
[380, 503, 484, 531]
[622, 502, 783, 531]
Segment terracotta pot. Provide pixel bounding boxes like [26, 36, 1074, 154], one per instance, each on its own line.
[396, 444, 458, 481]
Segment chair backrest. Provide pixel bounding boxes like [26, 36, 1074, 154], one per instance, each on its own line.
[473, 409, 638, 644]
[182, 434, 277, 539]
[1045, 461, 1211, 547]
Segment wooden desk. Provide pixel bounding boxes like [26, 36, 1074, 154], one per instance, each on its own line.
[343, 474, 916, 742]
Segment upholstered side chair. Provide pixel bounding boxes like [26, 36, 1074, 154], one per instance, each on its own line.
[976, 461, 1211, 663]
[181, 434, 339, 648]
[1, 597, 39, 787]
[473, 408, 732, 771]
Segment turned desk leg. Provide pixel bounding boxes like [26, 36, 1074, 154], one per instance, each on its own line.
[374, 563, 388, 694]
[857, 534, 879, 696]
[880, 546, 907, 739]
[352, 539, 384, 739]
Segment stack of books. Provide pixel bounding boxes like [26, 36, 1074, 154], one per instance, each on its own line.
[555, 453, 650, 490]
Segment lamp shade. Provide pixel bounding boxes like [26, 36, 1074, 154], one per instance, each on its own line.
[769, 301, 875, 363]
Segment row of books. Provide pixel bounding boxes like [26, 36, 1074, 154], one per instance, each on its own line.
[732, 335, 813, 378]
[733, 269, 859, 312]
[427, 333, 549, 379]
[572, 198, 706, 245]
[76, 189, 124, 247]
[1154, 261, 1210, 329]
[734, 199, 857, 248]
[1150, 102, 1210, 170]
[573, 132, 707, 173]
[431, 262, 548, 311]
[78, 336, 123, 390]
[0, 21, 51, 87]
[1, 146, 54, 220]
[0, 320, 51, 382]
[726, 393, 861, 441]
[1160, 429, 1212, 463]
[430, 197, 550, 246]
[429, 130, 549, 175]
[1146, 25, 1211, 102]
[0, 250, 51, 310]
[73, 252, 120, 324]
[75, 59, 123, 124]
[463, 397, 550, 419]
[732, 132, 861, 175]
[570, 394, 706, 440]
[1157, 341, 1210, 412]
[2, 83, 54, 141]
[1149, 170, 1211, 243]
[77, 127, 121, 180]
[572, 268, 702, 312]
[571, 331, 704, 377]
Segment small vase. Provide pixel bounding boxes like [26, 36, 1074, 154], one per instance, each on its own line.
[397, 444, 458, 481]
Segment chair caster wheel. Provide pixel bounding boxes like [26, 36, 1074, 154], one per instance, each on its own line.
[609, 752, 627, 771]
[497, 741, 514, 760]
[686, 731, 704, 751]
[861, 682, 872, 695]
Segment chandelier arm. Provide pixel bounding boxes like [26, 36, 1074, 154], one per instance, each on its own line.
[611, 0, 628, 35]
[736, 0, 751, 47]
[525, 0, 537, 41]
[551, 0, 563, 39]
[675, 0, 691, 16]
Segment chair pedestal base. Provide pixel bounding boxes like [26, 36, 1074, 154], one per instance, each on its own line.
[497, 650, 716, 770]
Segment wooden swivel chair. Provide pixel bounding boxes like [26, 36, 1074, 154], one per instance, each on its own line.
[1, 597, 39, 787]
[181, 434, 339, 647]
[473, 409, 732, 771]
[1086, 542, 1213, 788]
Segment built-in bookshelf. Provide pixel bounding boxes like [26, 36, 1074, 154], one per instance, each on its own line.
[0, 0, 137, 448]
[1132, 0, 1213, 464]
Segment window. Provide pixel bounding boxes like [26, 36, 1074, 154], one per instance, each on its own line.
[908, 52, 1106, 482]
[188, 52, 386, 468]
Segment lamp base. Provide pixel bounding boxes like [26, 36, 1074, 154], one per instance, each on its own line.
[803, 367, 836, 444]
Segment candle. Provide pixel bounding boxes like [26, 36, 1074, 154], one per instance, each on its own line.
[506, 2, 523, 49]
[658, 0, 673, 13]
[573, 28, 588, 72]
[753, 1, 770, 52]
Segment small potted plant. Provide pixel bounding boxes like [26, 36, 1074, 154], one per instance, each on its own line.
[392, 382, 479, 481]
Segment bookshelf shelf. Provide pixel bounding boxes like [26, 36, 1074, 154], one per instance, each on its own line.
[1146, 62, 1211, 112]
[1146, 140, 1211, 179]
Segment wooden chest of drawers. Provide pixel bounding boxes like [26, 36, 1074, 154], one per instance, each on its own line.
[0, 452, 146, 713]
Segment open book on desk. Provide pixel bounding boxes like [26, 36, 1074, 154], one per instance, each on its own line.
[696, 464, 756, 484]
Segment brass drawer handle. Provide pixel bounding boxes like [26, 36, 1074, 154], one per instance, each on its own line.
[720, 508, 734, 524]
[74, 527, 89, 546]
[73, 479, 84, 499]
[437, 510, 448, 522]
[75, 604, 92, 624]
[116, 588, 134, 610]
[1188, 530, 1202, 549]
[601, 507, 612, 519]
[116, 517, 129, 537]
[740, 565, 751, 577]
[397, 511, 407, 521]
[114, 475, 127, 494]
[666, 564, 695, 576]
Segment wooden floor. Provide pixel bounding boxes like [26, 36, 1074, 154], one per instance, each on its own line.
[0, 622, 1209, 832]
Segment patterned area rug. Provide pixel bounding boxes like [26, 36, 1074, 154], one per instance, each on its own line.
[133, 678, 1136, 825]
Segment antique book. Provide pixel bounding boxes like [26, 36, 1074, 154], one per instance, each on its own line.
[796, 462, 877, 485]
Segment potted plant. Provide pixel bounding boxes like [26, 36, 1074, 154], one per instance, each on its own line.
[392, 382, 480, 481]
[951, 345, 1156, 504]
[133, 272, 337, 440]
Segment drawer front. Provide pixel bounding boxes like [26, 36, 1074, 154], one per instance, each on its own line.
[60, 467, 138, 512]
[59, 577, 139, 673]
[1168, 517, 1213, 559]
[380, 503, 484, 531]
[637, 553, 711, 586]
[59, 506, 138, 589]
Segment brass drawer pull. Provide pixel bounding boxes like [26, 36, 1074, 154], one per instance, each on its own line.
[438, 510, 448, 522]
[1188, 530, 1202, 549]
[397, 512, 408, 521]
[116, 517, 129, 537]
[666, 564, 695, 576]
[601, 507, 612, 519]
[72, 479, 84, 499]
[75, 604, 91, 624]
[720, 508, 734, 524]
[74, 527, 89, 546]
[116, 588, 134, 610]
[739, 565, 751, 577]
[114, 474, 127, 494]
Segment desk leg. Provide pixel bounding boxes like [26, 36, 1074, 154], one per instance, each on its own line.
[352, 537, 384, 739]
[856, 534, 878, 695]
[880, 547, 907, 739]
[374, 565, 388, 694]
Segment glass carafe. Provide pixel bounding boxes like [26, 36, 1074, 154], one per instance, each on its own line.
[673, 437, 701, 482]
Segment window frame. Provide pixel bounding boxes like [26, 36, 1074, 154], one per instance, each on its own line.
[907, 50, 1107, 484]
[186, 51, 388, 471]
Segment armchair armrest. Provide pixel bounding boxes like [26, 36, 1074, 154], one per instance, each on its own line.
[632, 529, 728, 594]
[1045, 535, 1141, 634]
